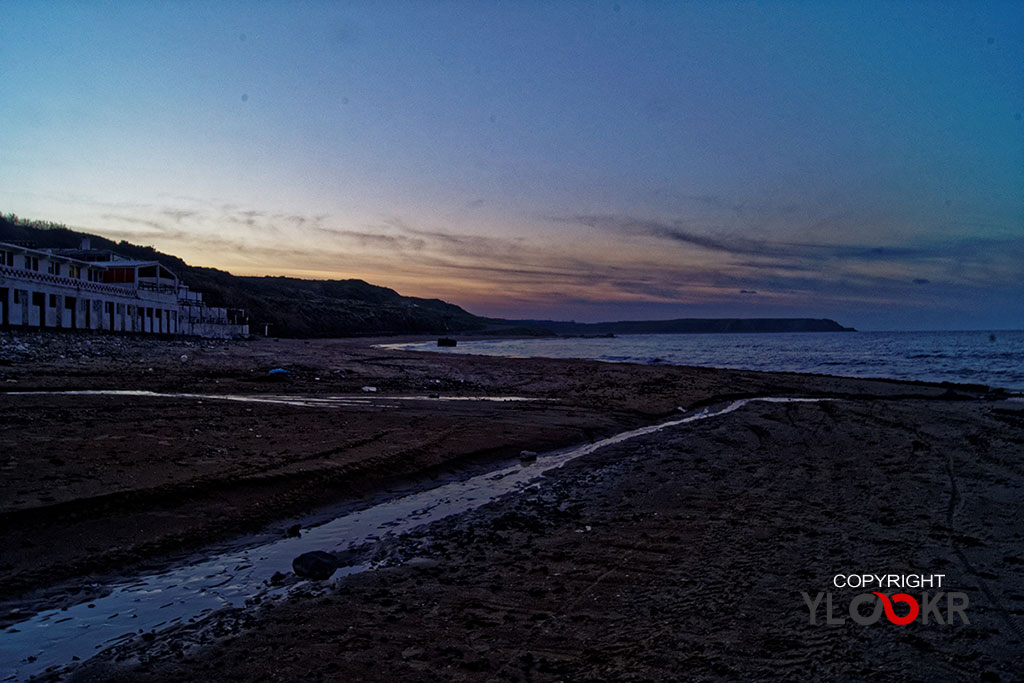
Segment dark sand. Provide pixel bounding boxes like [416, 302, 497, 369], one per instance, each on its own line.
[1, 333, 1021, 680]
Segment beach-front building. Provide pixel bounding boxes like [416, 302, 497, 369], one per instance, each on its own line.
[0, 239, 248, 338]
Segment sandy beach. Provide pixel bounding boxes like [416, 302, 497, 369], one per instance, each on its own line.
[1, 334, 1022, 680]
[5, 1, 1020, 679]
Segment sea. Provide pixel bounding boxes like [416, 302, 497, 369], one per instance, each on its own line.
[384, 330, 1024, 393]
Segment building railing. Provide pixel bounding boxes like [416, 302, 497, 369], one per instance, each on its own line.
[187, 317, 236, 325]
[0, 264, 137, 297]
[137, 281, 177, 293]
[1, 263, 249, 336]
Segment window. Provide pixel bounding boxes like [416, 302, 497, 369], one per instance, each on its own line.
[47, 262, 61, 275]
[104, 267, 135, 284]
[69, 265, 81, 279]
[13, 290, 20, 304]
[0, 250, 12, 266]
[25, 256, 39, 271]
[49, 294, 58, 307]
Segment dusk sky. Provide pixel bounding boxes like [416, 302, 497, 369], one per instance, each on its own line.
[2, 1, 1021, 330]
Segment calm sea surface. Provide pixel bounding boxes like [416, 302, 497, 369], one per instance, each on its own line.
[386, 330, 1024, 392]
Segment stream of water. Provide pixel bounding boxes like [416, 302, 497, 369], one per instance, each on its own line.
[4, 390, 549, 409]
[1, 396, 827, 680]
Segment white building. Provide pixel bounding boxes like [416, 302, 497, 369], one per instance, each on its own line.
[0, 240, 248, 338]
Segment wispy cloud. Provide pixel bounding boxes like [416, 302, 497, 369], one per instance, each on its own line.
[553, 212, 1024, 282]
[57, 193, 1023, 321]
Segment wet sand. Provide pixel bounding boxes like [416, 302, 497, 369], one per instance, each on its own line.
[1, 334, 1021, 680]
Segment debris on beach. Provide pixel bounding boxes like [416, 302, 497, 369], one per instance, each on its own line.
[519, 450, 538, 464]
[263, 367, 291, 383]
[361, 386, 378, 392]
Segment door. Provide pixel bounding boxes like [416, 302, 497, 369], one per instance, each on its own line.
[32, 292, 45, 327]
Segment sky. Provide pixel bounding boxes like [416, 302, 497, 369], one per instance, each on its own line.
[1, 1, 1021, 330]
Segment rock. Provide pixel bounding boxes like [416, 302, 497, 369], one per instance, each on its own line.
[285, 523, 301, 538]
[292, 551, 337, 580]
[519, 450, 538, 463]
[402, 646, 425, 660]
[361, 386, 377, 392]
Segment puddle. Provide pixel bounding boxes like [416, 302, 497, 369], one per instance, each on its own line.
[0, 396, 826, 680]
[2, 390, 552, 409]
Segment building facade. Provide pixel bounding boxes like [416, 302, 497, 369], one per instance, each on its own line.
[0, 240, 248, 338]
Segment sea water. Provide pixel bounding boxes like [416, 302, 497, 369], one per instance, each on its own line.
[385, 330, 1024, 392]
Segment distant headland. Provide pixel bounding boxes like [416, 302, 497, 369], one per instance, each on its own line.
[497, 318, 855, 335]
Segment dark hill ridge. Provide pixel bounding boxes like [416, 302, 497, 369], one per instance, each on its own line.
[505, 318, 855, 335]
[0, 213, 854, 337]
[0, 214, 486, 337]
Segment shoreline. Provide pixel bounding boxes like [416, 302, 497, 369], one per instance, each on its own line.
[1, 335, 1022, 679]
[374, 330, 1024, 395]
[5, 328, 1020, 396]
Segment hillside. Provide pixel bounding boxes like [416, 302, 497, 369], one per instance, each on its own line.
[0, 214, 489, 337]
[0, 213, 854, 337]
